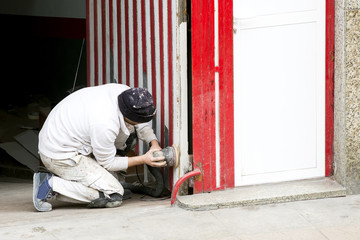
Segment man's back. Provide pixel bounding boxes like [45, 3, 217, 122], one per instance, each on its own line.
[38, 84, 130, 160]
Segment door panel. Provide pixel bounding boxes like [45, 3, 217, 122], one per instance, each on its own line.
[234, 0, 316, 18]
[234, 0, 325, 186]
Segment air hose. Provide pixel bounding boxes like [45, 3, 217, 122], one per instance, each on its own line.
[118, 132, 179, 198]
[120, 165, 164, 197]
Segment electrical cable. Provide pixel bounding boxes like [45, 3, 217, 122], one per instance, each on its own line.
[135, 165, 146, 187]
[138, 195, 170, 201]
[72, 38, 85, 93]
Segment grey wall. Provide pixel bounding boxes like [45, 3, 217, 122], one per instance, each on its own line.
[334, 0, 360, 194]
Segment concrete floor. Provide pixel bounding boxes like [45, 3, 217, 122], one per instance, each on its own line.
[1, 177, 360, 240]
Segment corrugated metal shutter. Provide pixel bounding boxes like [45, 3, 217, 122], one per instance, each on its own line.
[87, 0, 187, 190]
[86, 0, 176, 152]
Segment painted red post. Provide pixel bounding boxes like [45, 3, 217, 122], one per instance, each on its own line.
[325, 0, 335, 176]
[191, 0, 235, 193]
[191, 0, 216, 193]
[219, 0, 234, 189]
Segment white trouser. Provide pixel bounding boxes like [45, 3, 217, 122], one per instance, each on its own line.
[40, 153, 124, 203]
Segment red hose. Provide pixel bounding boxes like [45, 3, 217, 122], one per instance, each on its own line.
[171, 168, 201, 205]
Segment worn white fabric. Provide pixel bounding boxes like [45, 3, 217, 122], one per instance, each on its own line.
[40, 153, 123, 203]
[52, 176, 98, 203]
[39, 83, 157, 172]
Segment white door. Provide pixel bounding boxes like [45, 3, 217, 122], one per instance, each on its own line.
[233, 0, 325, 186]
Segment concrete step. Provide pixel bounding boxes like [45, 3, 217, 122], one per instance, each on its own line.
[176, 177, 346, 211]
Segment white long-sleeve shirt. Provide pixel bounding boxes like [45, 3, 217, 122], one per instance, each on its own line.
[38, 84, 157, 171]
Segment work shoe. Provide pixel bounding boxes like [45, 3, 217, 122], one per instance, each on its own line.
[87, 192, 123, 208]
[105, 193, 123, 208]
[123, 189, 132, 200]
[33, 172, 55, 212]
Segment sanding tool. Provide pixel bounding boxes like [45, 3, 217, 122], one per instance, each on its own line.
[153, 145, 179, 168]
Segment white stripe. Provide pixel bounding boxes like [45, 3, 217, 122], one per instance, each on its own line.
[172, 0, 177, 146]
[142, 0, 151, 174]
[215, 72, 220, 188]
[154, 0, 161, 140]
[121, 0, 126, 84]
[214, 0, 219, 67]
[178, 23, 188, 181]
[129, 0, 134, 87]
[89, 0, 95, 86]
[97, 0, 103, 85]
[137, 0, 143, 88]
[163, 0, 169, 132]
[105, 0, 111, 84]
[145, 0, 152, 92]
[112, 0, 119, 83]
[215, 0, 220, 187]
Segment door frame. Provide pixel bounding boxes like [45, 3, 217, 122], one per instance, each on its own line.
[191, 0, 335, 193]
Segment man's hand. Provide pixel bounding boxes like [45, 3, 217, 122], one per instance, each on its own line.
[127, 141, 166, 168]
[142, 149, 166, 167]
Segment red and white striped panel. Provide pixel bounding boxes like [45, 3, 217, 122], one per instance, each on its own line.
[86, 0, 176, 151]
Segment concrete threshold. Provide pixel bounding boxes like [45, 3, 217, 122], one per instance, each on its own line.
[176, 177, 346, 211]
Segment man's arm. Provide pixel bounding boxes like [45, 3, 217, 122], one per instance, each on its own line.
[90, 125, 165, 171]
[128, 148, 166, 168]
[135, 123, 160, 148]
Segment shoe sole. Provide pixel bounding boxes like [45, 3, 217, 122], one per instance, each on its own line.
[87, 198, 109, 208]
[33, 173, 52, 212]
[105, 200, 122, 208]
[88, 199, 122, 208]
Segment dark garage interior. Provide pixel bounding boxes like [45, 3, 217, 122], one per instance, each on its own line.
[0, 5, 87, 179]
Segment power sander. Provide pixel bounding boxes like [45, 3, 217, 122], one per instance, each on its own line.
[121, 145, 179, 198]
[153, 144, 180, 168]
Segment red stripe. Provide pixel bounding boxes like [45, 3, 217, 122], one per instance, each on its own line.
[159, 0, 165, 148]
[125, 0, 130, 86]
[141, 0, 147, 78]
[102, 0, 107, 84]
[191, 0, 216, 193]
[150, 1, 157, 107]
[326, 0, 335, 176]
[219, 0, 234, 189]
[117, 0, 122, 83]
[191, 0, 203, 193]
[133, 0, 139, 88]
[94, 0, 99, 86]
[110, 1, 114, 50]
[109, 0, 114, 82]
[86, 0, 90, 86]
[209, 0, 216, 192]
